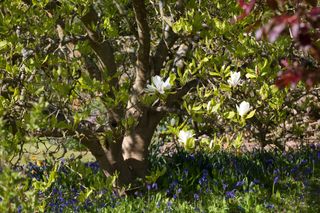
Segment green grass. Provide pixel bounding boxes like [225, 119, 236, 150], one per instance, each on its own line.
[1, 144, 320, 212]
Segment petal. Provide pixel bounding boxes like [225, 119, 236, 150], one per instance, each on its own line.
[163, 78, 172, 90]
[146, 85, 157, 93]
[152, 76, 163, 89]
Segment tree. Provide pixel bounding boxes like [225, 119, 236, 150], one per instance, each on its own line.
[0, 0, 306, 189]
[240, 0, 320, 88]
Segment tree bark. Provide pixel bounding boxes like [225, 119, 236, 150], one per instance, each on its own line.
[80, 108, 164, 188]
[122, 108, 164, 179]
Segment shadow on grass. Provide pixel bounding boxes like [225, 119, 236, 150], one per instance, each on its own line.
[150, 144, 320, 211]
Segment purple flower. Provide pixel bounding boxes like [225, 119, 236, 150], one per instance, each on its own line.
[202, 169, 209, 177]
[253, 179, 260, 184]
[290, 166, 298, 174]
[17, 205, 22, 213]
[235, 180, 245, 187]
[183, 168, 189, 176]
[194, 193, 200, 201]
[273, 168, 280, 175]
[310, 144, 316, 150]
[177, 188, 182, 194]
[173, 194, 177, 199]
[84, 161, 100, 173]
[265, 203, 275, 209]
[152, 183, 158, 190]
[134, 191, 140, 197]
[226, 189, 236, 199]
[300, 159, 307, 165]
[223, 183, 228, 190]
[273, 176, 279, 184]
[170, 180, 178, 189]
[266, 159, 273, 165]
[167, 201, 172, 207]
[147, 184, 151, 191]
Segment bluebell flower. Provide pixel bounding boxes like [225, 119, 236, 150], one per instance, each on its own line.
[265, 203, 274, 209]
[273, 176, 279, 184]
[17, 205, 22, 213]
[167, 201, 172, 207]
[194, 193, 200, 201]
[226, 189, 236, 199]
[300, 159, 307, 165]
[170, 180, 178, 189]
[183, 168, 189, 176]
[273, 168, 280, 175]
[152, 183, 158, 190]
[253, 179, 260, 184]
[266, 159, 273, 165]
[290, 166, 298, 174]
[60, 158, 66, 164]
[202, 169, 209, 177]
[177, 188, 182, 194]
[310, 143, 316, 150]
[235, 180, 245, 187]
[147, 184, 151, 191]
[84, 161, 100, 173]
[222, 183, 228, 191]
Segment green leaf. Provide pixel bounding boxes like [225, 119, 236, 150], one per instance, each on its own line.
[209, 71, 221, 77]
[0, 40, 8, 50]
[192, 104, 202, 111]
[226, 111, 235, 119]
[246, 109, 256, 119]
[245, 73, 257, 79]
[211, 103, 221, 113]
[185, 138, 195, 151]
[220, 83, 231, 92]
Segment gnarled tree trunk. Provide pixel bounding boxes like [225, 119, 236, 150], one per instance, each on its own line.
[81, 107, 164, 188]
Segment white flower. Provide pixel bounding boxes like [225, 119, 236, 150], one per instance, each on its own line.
[227, 71, 241, 87]
[178, 130, 193, 145]
[236, 101, 251, 117]
[145, 75, 171, 94]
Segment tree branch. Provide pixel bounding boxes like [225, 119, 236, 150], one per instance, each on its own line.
[152, 0, 186, 76]
[153, 26, 178, 75]
[81, 6, 123, 125]
[166, 79, 199, 106]
[80, 6, 118, 88]
[132, 0, 151, 93]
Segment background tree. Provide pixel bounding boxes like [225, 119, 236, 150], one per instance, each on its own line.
[240, 0, 320, 87]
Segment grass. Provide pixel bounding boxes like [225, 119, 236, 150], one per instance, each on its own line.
[9, 140, 95, 165]
[0, 143, 319, 212]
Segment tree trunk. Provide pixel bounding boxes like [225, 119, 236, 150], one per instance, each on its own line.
[84, 108, 164, 188]
[122, 109, 163, 179]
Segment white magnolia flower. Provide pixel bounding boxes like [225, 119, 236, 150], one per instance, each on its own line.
[227, 71, 241, 87]
[236, 101, 251, 117]
[145, 75, 171, 94]
[178, 130, 194, 145]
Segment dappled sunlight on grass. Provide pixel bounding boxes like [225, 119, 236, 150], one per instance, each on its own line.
[1, 144, 319, 212]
